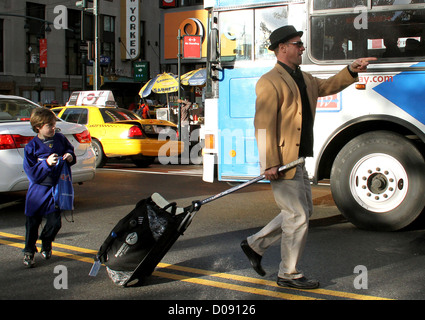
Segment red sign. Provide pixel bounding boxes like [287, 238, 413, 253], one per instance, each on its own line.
[161, 0, 176, 7]
[183, 35, 201, 59]
[39, 38, 47, 68]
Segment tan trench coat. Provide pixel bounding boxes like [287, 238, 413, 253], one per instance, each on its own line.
[254, 63, 358, 179]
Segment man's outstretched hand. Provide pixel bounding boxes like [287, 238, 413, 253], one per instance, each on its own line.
[350, 57, 377, 73]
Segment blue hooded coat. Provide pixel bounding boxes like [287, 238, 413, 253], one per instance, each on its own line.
[23, 133, 76, 217]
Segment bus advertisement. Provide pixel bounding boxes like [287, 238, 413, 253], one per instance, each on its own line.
[202, 0, 425, 231]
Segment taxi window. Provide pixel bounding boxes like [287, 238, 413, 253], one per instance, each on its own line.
[100, 108, 139, 123]
[60, 108, 88, 125]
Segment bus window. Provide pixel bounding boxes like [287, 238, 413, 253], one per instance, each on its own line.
[313, 0, 367, 11]
[219, 10, 253, 62]
[311, 9, 425, 61]
[254, 6, 289, 60]
[373, 0, 425, 6]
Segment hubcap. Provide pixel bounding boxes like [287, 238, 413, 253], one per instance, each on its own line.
[350, 153, 408, 213]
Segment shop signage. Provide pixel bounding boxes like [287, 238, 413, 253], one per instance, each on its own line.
[126, 0, 140, 60]
[133, 61, 149, 82]
[39, 39, 47, 68]
[161, 0, 177, 8]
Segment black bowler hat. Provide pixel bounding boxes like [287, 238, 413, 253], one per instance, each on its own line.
[268, 25, 303, 50]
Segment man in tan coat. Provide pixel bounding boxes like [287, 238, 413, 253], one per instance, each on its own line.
[241, 25, 375, 289]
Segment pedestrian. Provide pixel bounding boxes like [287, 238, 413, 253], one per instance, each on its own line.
[136, 99, 151, 119]
[240, 25, 375, 289]
[22, 108, 76, 267]
[177, 97, 192, 127]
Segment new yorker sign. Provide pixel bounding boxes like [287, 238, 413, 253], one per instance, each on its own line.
[124, 0, 140, 60]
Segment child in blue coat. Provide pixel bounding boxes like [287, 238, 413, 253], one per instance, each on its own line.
[23, 108, 76, 267]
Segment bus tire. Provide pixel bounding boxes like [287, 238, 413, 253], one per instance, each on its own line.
[330, 130, 425, 231]
[92, 139, 107, 168]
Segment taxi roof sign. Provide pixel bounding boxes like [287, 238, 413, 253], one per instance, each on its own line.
[66, 90, 117, 107]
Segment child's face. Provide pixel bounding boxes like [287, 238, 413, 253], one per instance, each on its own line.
[37, 120, 56, 139]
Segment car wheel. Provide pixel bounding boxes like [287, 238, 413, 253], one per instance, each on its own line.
[92, 139, 107, 168]
[330, 131, 425, 231]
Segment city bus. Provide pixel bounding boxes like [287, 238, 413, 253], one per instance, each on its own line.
[201, 0, 425, 231]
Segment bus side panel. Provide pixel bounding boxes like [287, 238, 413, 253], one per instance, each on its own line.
[310, 63, 425, 181]
[218, 67, 271, 181]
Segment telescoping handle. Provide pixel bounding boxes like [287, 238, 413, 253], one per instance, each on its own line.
[178, 157, 305, 233]
[199, 157, 305, 206]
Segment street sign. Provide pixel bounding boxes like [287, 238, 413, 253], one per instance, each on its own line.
[183, 35, 201, 59]
[133, 61, 149, 82]
[100, 55, 111, 65]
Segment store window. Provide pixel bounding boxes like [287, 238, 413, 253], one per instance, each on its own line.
[25, 2, 47, 74]
[66, 9, 82, 76]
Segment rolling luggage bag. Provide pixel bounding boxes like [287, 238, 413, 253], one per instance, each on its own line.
[91, 158, 305, 287]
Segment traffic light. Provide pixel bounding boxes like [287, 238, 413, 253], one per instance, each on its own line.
[76, 1, 87, 9]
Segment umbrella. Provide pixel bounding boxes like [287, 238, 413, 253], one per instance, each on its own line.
[139, 72, 179, 98]
[180, 68, 206, 86]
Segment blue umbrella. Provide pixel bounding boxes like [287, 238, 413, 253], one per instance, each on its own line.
[180, 68, 206, 86]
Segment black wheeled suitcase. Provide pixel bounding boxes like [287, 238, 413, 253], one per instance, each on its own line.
[90, 158, 304, 287]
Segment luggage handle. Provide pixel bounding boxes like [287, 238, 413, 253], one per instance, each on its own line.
[178, 157, 305, 232]
[197, 157, 305, 207]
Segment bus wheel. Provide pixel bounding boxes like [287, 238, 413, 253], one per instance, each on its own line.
[330, 130, 425, 231]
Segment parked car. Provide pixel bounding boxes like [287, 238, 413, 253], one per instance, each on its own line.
[52, 105, 183, 168]
[0, 95, 96, 192]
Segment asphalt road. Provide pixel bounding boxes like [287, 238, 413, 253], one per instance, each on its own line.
[1, 162, 425, 308]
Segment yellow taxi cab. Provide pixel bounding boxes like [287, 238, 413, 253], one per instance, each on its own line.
[52, 91, 183, 168]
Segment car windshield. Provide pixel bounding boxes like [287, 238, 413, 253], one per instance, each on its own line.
[100, 108, 140, 123]
[0, 98, 37, 122]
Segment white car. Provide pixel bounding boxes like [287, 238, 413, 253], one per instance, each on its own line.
[0, 95, 96, 192]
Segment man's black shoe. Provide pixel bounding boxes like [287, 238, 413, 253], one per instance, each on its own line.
[240, 240, 266, 276]
[277, 276, 319, 289]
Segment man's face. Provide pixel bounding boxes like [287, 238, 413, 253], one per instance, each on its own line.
[279, 36, 305, 69]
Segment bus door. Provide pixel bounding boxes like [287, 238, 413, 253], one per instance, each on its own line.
[214, 2, 306, 181]
[218, 67, 265, 181]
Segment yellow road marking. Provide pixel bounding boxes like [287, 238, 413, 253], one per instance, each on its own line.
[153, 270, 321, 300]
[0, 231, 391, 300]
[0, 231, 98, 255]
[157, 263, 388, 300]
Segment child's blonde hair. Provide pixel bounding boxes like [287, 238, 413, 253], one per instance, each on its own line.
[30, 108, 56, 133]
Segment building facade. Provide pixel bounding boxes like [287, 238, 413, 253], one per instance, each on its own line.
[0, 0, 160, 107]
[0, 0, 205, 107]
